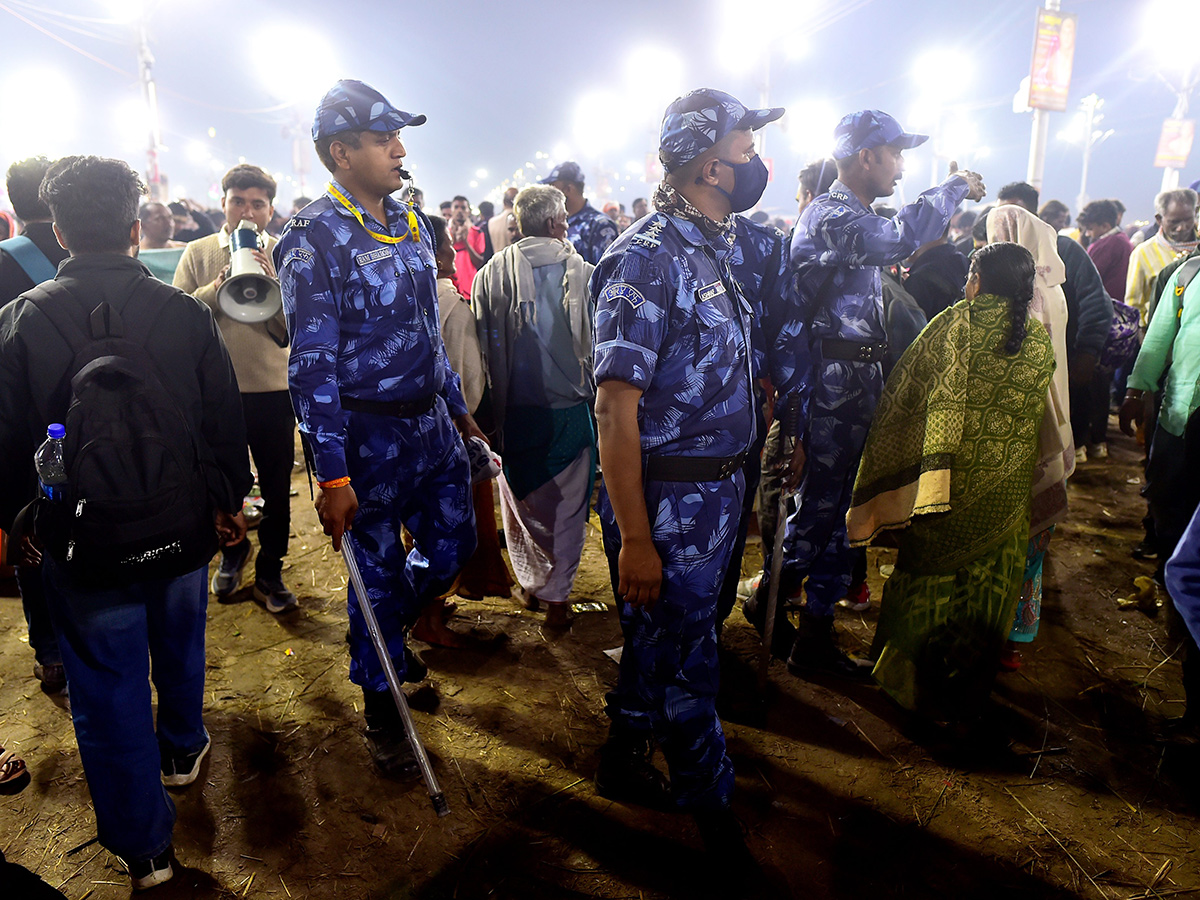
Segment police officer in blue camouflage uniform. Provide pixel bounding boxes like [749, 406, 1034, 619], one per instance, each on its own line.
[754, 110, 986, 679]
[715, 214, 790, 629]
[591, 88, 792, 883]
[275, 80, 484, 777]
[542, 161, 620, 265]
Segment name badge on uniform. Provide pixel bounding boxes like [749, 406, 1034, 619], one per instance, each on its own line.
[355, 247, 393, 267]
[697, 281, 727, 303]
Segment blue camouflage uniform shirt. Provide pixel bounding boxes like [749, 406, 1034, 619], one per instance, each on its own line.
[591, 212, 756, 458]
[729, 216, 789, 384]
[275, 182, 468, 482]
[570, 202, 621, 266]
[784, 176, 969, 422]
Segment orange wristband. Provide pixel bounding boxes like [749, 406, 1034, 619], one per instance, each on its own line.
[318, 476, 351, 489]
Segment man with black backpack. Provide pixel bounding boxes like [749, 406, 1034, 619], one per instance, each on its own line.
[0, 156, 250, 891]
[0, 156, 70, 697]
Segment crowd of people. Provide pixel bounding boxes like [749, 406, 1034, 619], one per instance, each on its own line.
[1, 75, 1200, 896]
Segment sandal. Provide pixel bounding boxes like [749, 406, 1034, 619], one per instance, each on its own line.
[0, 745, 30, 794]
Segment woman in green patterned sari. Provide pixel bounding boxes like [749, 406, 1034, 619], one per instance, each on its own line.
[846, 243, 1056, 722]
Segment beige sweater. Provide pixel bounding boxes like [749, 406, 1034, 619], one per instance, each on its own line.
[173, 228, 289, 393]
[437, 278, 485, 414]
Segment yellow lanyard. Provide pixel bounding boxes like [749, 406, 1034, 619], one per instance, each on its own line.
[328, 183, 420, 245]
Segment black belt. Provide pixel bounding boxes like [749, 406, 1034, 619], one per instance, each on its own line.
[821, 338, 889, 363]
[644, 452, 747, 482]
[340, 393, 436, 418]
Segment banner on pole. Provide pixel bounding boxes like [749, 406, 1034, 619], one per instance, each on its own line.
[1154, 119, 1195, 170]
[1028, 8, 1077, 112]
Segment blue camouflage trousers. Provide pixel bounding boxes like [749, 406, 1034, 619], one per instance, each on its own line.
[598, 473, 744, 810]
[343, 399, 475, 691]
[777, 360, 882, 617]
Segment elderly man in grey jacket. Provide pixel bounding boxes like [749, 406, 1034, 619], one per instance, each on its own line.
[471, 185, 596, 627]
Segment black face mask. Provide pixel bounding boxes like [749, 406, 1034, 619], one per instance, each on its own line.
[715, 156, 769, 213]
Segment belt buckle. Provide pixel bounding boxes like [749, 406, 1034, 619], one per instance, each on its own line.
[717, 455, 741, 479]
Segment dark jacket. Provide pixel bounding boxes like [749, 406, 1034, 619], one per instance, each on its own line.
[905, 241, 970, 320]
[0, 222, 71, 305]
[0, 254, 251, 553]
[1057, 234, 1112, 359]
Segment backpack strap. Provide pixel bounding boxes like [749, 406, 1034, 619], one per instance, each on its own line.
[22, 281, 90, 357]
[118, 277, 179, 348]
[0, 235, 57, 284]
[1175, 256, 1200, 301]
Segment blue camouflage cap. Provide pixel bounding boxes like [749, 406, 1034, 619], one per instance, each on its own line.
[832, 109, 928, 160]
[658, 88, 784, 171]
[541, 161, 585, 186]
[311, 79, 426, 141]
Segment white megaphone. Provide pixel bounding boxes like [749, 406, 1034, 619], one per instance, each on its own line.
[217, 223, 282, 323]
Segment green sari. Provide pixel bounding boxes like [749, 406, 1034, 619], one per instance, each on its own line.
[848, 294, 1055, 718]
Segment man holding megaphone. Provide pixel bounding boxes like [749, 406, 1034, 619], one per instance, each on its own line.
[174, 164, 299, 614]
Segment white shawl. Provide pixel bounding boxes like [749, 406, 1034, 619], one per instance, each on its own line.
[987, 205, 1075, 533]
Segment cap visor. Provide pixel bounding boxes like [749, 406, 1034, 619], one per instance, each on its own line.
[895, 132, 929, 150]
[741, 107, 786, 131]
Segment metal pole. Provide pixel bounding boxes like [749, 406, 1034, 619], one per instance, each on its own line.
[1026, 0, 1061, 192]
[341, 535, 449, 817]
[1076, 94, 1096, 213]
[136, 20, 165, 201]
[1161, 89, 1190, 193]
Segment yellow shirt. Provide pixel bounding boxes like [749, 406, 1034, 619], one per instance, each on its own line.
[1125, 234, 1187, 326]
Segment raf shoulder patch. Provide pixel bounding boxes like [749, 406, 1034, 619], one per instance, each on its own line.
[599, 282, 647, 310]
[354, 247, 393, 266]
[696, 280, 727, 302]
[290, 217, 310, 229]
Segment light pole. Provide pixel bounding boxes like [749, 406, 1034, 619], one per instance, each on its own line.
[1057, 93, 1113, 213]
[135, 17, 165, 200]
[1026, 0, 1062, 193]
[1144, 0, 1200, 192]
[1159, 81, 1196, 192]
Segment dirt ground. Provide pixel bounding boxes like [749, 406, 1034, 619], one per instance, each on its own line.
[2, 425, 1199, 900]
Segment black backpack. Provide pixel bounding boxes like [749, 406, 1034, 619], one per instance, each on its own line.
[24, 278, 213, 588]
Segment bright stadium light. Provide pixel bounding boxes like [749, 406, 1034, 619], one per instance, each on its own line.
[784, 97, 839, 158]
[1144, 1, 1200, 76]
[572, 90, 624, 156]
[257, 25, 341, 108]
[718, 0, 816, 73]
[0, 67, 78, 162]
[113, 95, 154, 153]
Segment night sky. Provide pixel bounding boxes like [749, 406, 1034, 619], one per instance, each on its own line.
[0, 0, 1193, 222]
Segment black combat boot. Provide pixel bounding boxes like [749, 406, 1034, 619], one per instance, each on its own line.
[742, 577, 797, 660]
[693, 807, 771, 898]
[786, 612, 873, 681]
[594, 726, 672, 810]
[362, 688, 421, 779]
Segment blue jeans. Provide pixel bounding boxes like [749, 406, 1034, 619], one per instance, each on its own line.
[17, 562, 61, 667]
[43, 560, 209, 861]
